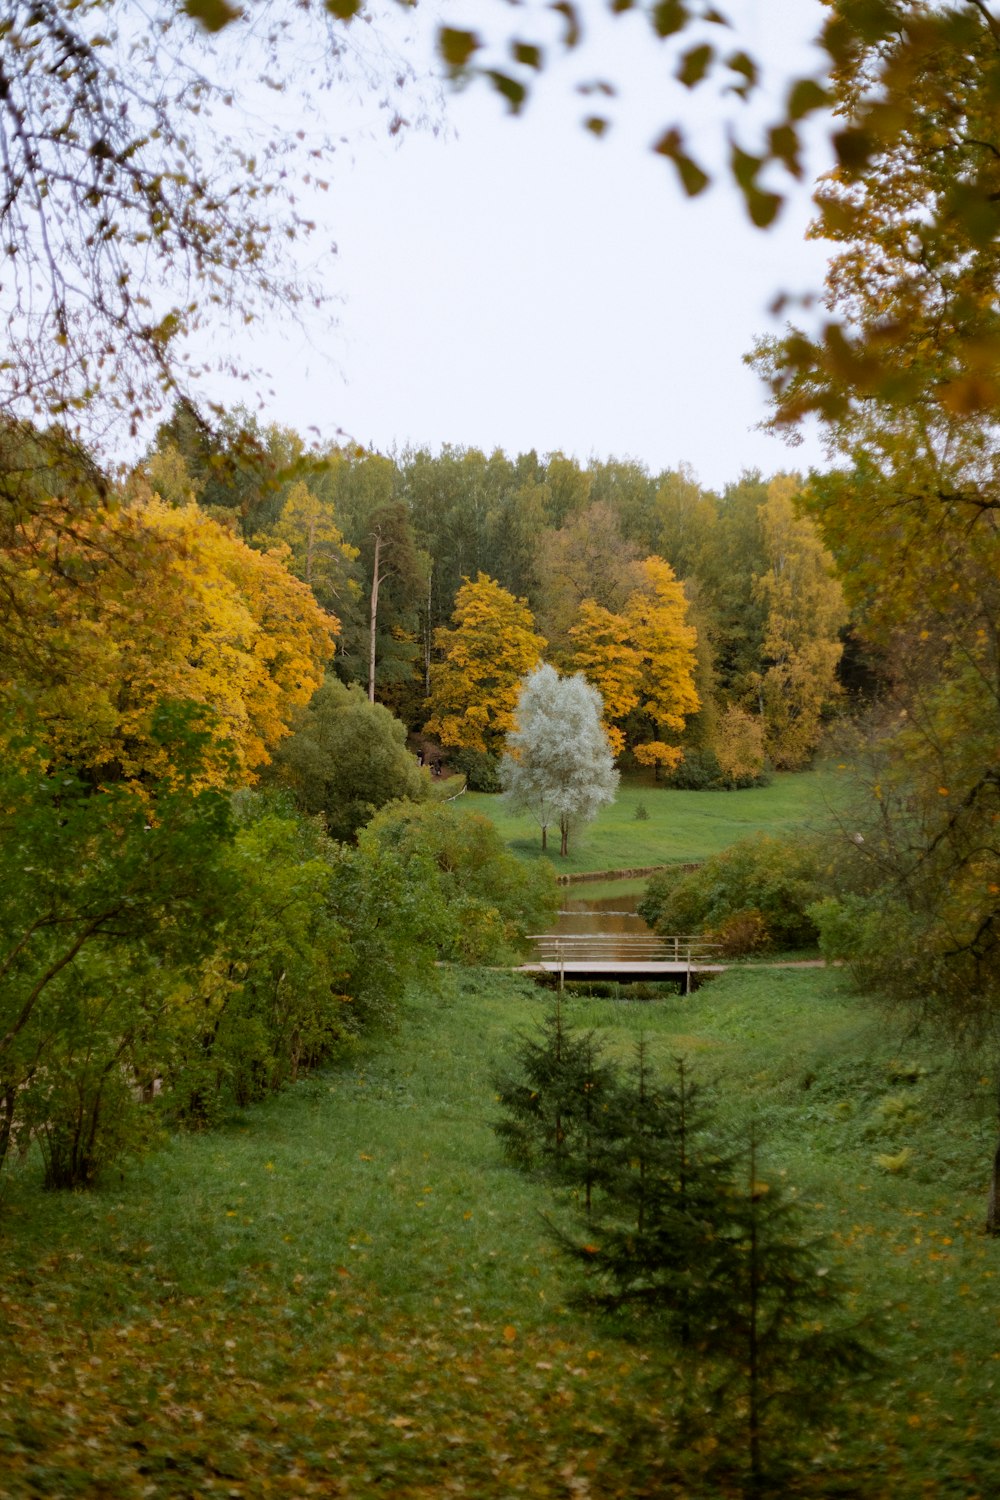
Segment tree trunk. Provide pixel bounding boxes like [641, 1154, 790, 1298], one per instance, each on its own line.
[541, 824, 547, 851]
[424, 561, 433, 697]
[560, 812, 569, 857]
[368, 529, 382, 704]
[987, 1142, 1000, 1235]
[0, 1084, 16, 1171]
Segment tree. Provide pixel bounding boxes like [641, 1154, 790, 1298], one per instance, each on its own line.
[567, 601, 643, 758]
[2, 0, 988, 449]
[425, 573, 545, 757]
[1, 492, 337, 786]
[257, 480, 360, 620]
[0, 704, 236, 1184]
[638, 835, 824, 955]
[271, 676, 429, 843]
[493, 996, 615, 1186]
[714, 703, 767, 785]
[626, 555, 701, 771]
[0, 3, 419, 438]
[360, 800, 556, 964]
[501, 663, 618, 857]
[753, 476, 847, 769]
[535, 503, 644, 657]
[750, 4, 1000, 1222]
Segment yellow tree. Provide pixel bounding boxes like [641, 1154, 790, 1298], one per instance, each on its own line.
[425, 573, 545, 755]
[567, 600, 643, 757]
[4, 496, 336, 786]
[627, 556, 700, 773]
[753, 478, 847, 771]
[258, 479, 360, 618]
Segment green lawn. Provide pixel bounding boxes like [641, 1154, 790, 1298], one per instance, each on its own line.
[1, 966, 997, 1496]
[463, 766, 849, 874]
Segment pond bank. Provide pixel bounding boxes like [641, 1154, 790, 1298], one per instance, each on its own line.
[558, 862, 700, 885]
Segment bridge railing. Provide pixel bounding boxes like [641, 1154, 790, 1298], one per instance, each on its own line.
[527, 933, 721, 965]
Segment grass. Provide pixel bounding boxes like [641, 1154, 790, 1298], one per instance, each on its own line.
[2, 966, 1000, 1496]
[464, 765, 849, 874]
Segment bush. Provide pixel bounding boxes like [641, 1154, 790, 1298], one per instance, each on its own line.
[706, 908, 771, 957]
[447, 746, 502, 792]
[660, 746, 770, 791]
[361, 800, 557, 963]
[638, 835, 826, 953]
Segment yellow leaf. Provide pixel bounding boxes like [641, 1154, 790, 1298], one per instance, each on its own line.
[502, 1325, 517, 1343]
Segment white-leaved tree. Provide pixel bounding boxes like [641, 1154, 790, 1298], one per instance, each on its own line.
[502, 663, 618, 858]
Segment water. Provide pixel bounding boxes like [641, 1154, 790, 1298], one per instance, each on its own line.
[552, 884, 651, 938]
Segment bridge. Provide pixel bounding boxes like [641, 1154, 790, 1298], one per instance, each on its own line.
[523, 933, 725, 993]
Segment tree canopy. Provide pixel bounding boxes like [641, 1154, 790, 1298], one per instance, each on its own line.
[502, 663, 618, 856]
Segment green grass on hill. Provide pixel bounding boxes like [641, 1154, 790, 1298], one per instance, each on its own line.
[1, 966, 998, 1496]
[463, 766, 848, 874]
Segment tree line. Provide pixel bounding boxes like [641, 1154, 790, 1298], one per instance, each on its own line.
[142, 406, 850, 786]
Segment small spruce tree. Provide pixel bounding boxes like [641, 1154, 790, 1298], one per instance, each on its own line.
[556, 1050, 735, 1345]
[493, 996, 616, 1182]
[700, 1129, 879, 1492]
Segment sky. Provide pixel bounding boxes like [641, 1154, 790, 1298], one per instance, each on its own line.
[213, 0, 835, 494]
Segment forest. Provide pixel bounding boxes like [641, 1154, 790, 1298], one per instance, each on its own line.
[4, 0, 1000, 1495]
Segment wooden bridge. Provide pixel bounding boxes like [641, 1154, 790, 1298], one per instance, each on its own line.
[523, 934, 725, 993]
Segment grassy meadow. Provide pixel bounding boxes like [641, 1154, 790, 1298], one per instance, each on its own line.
[2, 965, 999, 1497]
[463, 766, 848, 874]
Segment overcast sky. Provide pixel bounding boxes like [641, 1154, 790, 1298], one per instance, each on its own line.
[218, 0, 834, 494]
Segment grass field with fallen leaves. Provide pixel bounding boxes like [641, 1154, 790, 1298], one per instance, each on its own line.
[2, 965, 999, 1497]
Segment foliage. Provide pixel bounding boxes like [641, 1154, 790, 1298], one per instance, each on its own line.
[270, 676, 429, 843]
[753, 477, 847, 770]
[425, 573, 545, 755]
[257, 479, 360, 618]
[179, 799, 354, 1116]
[1, 491, 336, 787]
[501, 663, 618, 857]
[568, 553, 701, 765]
[567, 599, 643, 757]
[360, 800, 557, 964]
[447, 746, 503, 793]
[750, 3, 1000, 1219]
[638, 834, 825, 953]
[0, 706, 235, 1185]
[0, 2, 423, 436]
[714, 704, 768, 786]
[493, 996, 615, 1182]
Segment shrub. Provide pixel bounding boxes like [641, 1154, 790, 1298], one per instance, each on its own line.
[661, 745, 770, 791]
[361, 800, 557, 963]
[706, 908, 771, 957]
[639, 835, 826, 952]
[447, 746, 502, 792]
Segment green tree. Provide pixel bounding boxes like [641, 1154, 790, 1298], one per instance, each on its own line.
[535, 503, 644, 658]
[361, 801, 556, 964]
[258, 479, 359, 621]
[0, 705, 235, 1185]
[271, 677, 429, 843]
[556, 1052, 735, 1345]
[493, 996, 615, 1186]
[639, 835, 824, 956]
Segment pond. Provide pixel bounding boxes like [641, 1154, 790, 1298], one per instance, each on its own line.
[546, 878, 653, 956]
